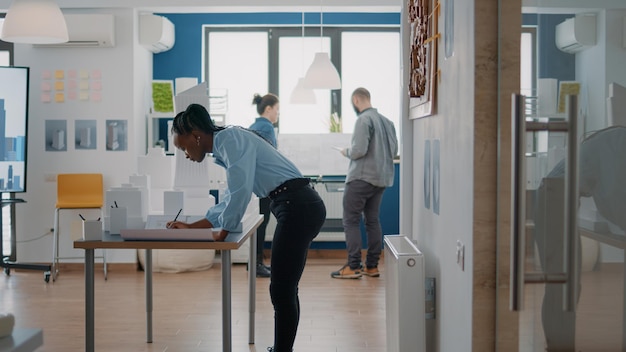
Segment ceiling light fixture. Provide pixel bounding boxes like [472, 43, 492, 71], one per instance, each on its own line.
[303, 2, 341, 90]
[1, 0, 68, 44]
[290, 12, 317, 104]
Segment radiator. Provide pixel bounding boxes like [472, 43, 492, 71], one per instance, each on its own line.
[384, 235, 426, 352]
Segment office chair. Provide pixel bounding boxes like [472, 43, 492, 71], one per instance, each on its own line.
[52, 173, 107, 281]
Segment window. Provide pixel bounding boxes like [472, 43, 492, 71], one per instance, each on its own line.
[278, 35, 332, 134]
[207, 31, 268, 129]
[205, 26, 400, 139]
[520, 27, 536, 99]
[341, 31, 400, 137]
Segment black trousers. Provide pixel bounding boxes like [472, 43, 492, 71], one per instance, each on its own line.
[257, 197, 271, 264]
[269, 185, 326, 351]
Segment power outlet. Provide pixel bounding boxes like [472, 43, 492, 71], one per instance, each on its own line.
[456, 240, 465, 271]
[44, 174, 56, 182]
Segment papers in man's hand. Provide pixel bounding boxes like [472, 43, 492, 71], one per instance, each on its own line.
[332, 146, 344, 152]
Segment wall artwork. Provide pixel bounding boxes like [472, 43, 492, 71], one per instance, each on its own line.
[409, 0, 440, 119]
[75, 120, 97, 150]
[557, 81, 581, 114]
[423, 139, 440, 214]
[423, 139, 431, 209]
[444, 0, 455, 59]
[40, 69, 103, 103]
[432, 139, 440, 215]
[105, 119, 128, 151]
[151, 80, 175, 113]
[45, 120, 68, 152]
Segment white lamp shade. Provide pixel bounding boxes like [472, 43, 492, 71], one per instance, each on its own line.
[1, 0, 69, 44]
[304, 52, 341, 90]
[290, 77, 317, 104]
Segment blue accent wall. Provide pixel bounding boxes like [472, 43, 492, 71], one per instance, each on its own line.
[309, 163, 400, 250]
[523, 13, 575, 81]
[153, 12, 401, 82]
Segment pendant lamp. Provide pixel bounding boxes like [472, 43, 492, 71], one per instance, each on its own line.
[304, 52, 341, 89]
[303, 4, 341, 90]
[290, 12, 316, 104]
[1, 0, 68, 44]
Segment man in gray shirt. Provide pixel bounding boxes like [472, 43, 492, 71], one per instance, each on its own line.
[331, 87, 398, 279]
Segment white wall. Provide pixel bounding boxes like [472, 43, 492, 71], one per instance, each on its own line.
[402, 0, 475, 350]
[13, 8, 153, 264]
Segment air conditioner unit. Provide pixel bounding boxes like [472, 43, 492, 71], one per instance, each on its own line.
[34, 14, 115, 48]
[555, 13, 596, 54]
[139, 14, 175, 53]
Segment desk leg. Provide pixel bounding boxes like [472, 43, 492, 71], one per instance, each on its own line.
[146, 249, 153, 343]
[249, 229, 257, 344]
[623, 249, 626, 352]
[222, 249, 232, 352]
[85, 249, 95, 352]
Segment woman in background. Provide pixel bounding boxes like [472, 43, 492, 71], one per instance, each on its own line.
[167, 103, 326, 352]
[249, 93, 280, 277]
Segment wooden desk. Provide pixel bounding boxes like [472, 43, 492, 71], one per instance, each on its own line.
[0, 328, 43, 352]
[74, 215, 263, 352]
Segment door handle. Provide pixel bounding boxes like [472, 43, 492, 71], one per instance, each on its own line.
[564, 94, 579, 312]
[509, 93, 579, 312]
[510, 94, 526, 311]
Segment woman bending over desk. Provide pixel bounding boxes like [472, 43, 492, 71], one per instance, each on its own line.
[166, 103, 326, 352]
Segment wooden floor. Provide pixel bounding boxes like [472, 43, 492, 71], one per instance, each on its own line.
[519, 263, 625, 352]
[0, 257, 387, 352]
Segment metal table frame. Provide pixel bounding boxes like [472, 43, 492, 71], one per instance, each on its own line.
[74, 215, 262, 352]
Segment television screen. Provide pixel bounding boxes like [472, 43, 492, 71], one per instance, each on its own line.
[0, 66, 29, 193]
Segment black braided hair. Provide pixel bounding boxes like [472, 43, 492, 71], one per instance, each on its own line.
[172, 104, 275, 147]
[171, 104, 226, 136]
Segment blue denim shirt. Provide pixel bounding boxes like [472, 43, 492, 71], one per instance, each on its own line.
[205, 126, 302, 231]
[249, 117, 277, 148]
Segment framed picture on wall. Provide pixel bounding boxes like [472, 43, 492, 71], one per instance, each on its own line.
[557, 81, 581, 114]
[408, 0, 440, 119]
[151, 80, 175, 114]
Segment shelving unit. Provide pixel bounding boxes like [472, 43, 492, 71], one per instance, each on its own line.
[147, 112, 174, 154]
[208, 88, 228, 126]
[146, 88, 228, 154]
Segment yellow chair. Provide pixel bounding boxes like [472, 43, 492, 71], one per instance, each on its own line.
[52, 173, 107, 281]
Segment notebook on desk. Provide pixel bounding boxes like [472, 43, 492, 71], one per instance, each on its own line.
[120, 215, 215, 241]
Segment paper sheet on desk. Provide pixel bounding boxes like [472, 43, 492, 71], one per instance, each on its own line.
[120, 214, 216, 241]
[145, 215, 205, 229]
[120, 228, 216, 241]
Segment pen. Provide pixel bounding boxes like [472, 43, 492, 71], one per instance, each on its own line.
[79, 214, 86, 221]
[168, 208, 182, 229]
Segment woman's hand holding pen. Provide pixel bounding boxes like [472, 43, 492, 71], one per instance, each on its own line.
[166, 221, 189, 229]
